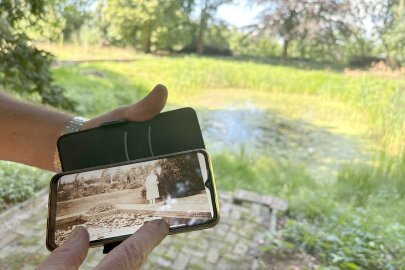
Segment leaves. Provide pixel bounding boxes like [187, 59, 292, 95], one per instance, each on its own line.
[103, 0, 194, 52]
[0, 162, 50, 210]
[0, 1, 76, 110]
[280, 210, 405, 269]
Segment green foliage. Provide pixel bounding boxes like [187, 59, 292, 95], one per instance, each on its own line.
[282, 213, 405, 269]
[230, 32, 281, 57]
[0, 0, 75, 110]
[254, 0, 354, 59]
[212, 153, 316, 196]
[2, 49, 404, 267]
[0, 162, 50, 211]
[51, 55, 404, 148]
[57, 0, 93, 43]
[103, 0, 193, 52]
[213, 150, 405, 268]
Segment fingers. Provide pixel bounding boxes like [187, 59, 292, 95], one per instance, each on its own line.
[37, 227, 89, 270]
[82, 84, 168, 130]
[94, 219, 169, 270]
[124, 84, 168, 121]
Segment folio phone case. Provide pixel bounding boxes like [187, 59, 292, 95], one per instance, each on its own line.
[56, 107, 206, 252]
[58, 107, 206, 171]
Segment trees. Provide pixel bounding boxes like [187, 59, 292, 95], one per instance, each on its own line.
[0, 0, 75, 110]
[156, 154, 205, 198]
[103, 0, 194, 53]
[254, 0, 354, 60]
[364, 0, 405, 67]
[255, 0, 305, 58]
[101, 0, 233, 54]
[53, 0, 93, 43]
[195, 0, 233, 54]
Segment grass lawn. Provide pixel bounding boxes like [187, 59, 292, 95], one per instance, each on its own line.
[3, 45, 405, 269]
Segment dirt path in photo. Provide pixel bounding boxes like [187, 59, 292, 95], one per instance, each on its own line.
[57, 188, 144, 216]
[116, 193, 212, 212]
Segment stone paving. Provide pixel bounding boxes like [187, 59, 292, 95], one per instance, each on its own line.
[0, 190, 277, 270]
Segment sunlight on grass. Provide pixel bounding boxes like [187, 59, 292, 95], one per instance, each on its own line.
[37, 43, 138, 61]
[47, 50, 405, 268]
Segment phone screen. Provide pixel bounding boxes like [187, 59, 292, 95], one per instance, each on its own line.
[47, 150, 217, 248]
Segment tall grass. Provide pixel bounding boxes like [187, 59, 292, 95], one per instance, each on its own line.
[5, 49, 404, 268]
[213, 151, 405, 268]
[53, 55, 405, 153]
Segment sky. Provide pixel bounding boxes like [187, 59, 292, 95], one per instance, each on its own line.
[217, 1, 262, 28]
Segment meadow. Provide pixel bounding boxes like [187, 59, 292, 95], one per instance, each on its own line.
[2, 45, 405, 269]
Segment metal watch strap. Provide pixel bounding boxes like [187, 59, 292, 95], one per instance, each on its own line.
[63, 116, 88, 134]
[54, 116, 89, 172]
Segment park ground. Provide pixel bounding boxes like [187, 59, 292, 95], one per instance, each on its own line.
[1, 44, 405, 269]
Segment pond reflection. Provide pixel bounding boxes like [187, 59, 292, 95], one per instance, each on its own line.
[198, 108, 371, 182]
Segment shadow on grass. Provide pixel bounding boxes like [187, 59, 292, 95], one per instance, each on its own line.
[59, 52, 345, 73]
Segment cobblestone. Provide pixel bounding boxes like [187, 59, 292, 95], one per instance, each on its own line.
[172, 253, 190, 270]
[0, 190, 276, 269]
[206, 247, 220, 264]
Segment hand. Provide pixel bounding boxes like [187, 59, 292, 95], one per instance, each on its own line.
[82, 84, 168, 130]
[36, 85, 170, 269]
[0, 83, 168, 170]
[37, 219, 169, 270]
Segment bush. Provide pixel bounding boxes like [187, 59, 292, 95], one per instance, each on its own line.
[281, 211, 405, 269]
[0, 162, 50, 211]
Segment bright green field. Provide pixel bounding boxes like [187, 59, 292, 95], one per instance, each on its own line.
[3, 48, 405, 269]
[50, 54, 405, 269]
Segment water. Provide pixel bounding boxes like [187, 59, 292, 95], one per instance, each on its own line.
[198, 107, 371, 182]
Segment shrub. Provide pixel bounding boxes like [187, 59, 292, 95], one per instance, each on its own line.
[0, 162, 50, 211]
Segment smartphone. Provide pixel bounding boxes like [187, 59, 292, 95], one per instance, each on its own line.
[46, 149, 219, 251]
[57, 107, 205, 171]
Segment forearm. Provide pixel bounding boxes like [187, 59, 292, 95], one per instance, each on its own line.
[0, 92, 72, 171]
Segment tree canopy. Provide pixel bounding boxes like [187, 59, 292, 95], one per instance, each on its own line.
[0, 0, 75, 110]
[2, 0, 405, 108]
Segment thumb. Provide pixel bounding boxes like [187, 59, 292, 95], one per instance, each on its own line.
[124, 83, 168, 121]
[82, 84, 168, 130]
[37, 227, 89, 270]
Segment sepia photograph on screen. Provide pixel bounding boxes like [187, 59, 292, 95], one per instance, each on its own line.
[54, 153, 213, 245]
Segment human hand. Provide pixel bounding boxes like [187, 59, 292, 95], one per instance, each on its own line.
[82, 84, 168, 130]
[37, 85, 170, 269]
[37, 219, 169, 270]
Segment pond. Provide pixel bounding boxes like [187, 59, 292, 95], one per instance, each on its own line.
[198, 107, 371, 182]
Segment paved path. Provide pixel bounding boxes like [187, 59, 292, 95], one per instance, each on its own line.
[0, 190, 273, 270]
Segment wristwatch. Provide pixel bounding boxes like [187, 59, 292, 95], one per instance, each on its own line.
[53, 116, 89, 172]
[63, 116, 88, 134]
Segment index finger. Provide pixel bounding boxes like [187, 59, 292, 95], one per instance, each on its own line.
[94, 219, 169, 270]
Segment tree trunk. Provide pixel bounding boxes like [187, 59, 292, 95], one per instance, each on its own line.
[382, 39, 396, 69]
[196, 27, 205, 54]
[299, 32, 307, 59]
[142, 22, 152, 54]
[282, 39, 289, 59]
[197, 2, 208, 55]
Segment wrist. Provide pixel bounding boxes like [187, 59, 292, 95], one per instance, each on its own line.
[53, 116, 89, 172]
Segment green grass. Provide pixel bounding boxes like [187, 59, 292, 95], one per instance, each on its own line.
[213, 152, 405, 269]
[2, 47, 405, 269]
[50, 54, 405, 268]
[53, 55, 405, 152]
[0, 162, 51, 211]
